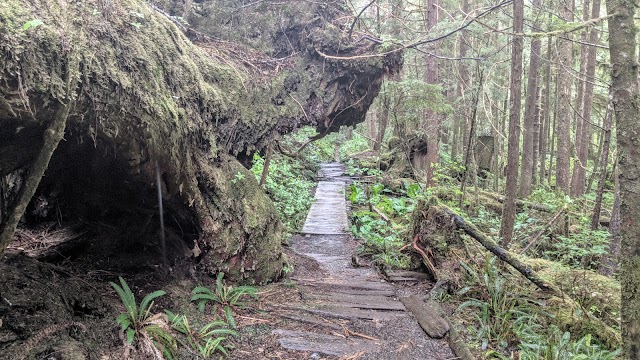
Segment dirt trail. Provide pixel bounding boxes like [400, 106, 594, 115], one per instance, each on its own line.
[272, 163, 454, 359]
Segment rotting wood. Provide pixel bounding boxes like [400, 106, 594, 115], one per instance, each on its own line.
[427, 299, 476, 360]
[400, 295, 449, 339]
[383, 269, 431, 280]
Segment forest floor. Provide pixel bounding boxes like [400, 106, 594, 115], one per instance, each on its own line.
[228, 163, 455, 359]
[0, 163, 457, 359]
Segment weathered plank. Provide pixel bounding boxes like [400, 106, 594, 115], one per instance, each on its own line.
[400, 295, 450, 339]
[272, 329, 379, 356]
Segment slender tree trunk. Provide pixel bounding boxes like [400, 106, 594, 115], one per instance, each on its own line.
[570, 0, 590, 195]
[586, 118, 605, 194]
[453, 0, 470, 164]
[606, 0, 640, 354]
[548, 67, 558, 186]
[532, 86, 541, 186]
[599, 166, 620, 275]
[571, 0, 600, 196]
[421, 0, 440, 186]
[591, 98, 613, 230]
[374, 92, 389, 152]
[519, 8, 542, 197]
[539, 36, 552, 186]
[555, 0, 575, 194]
[367, 110, 377, 149]
[259, 144, 272, 187]
[499, 0, 524, 248]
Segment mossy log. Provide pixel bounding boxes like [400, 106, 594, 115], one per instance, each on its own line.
[0, 0, 401, 283]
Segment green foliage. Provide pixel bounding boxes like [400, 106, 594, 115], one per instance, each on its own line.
[110, 277, 176, 358]
[22, 19, 43, 30]
[191, 273, 258, 328]
[250, 152, 314, 231]
[456, 259, 620, 359]
[515, 324, 621, 360]
[348, 180, 418, 269]
[166, 310, 237, 358]
[230, 171, 245, 184]
[457, 257, 529, 350]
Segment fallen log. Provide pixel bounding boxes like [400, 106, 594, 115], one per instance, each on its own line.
[431, 203, 622, 349]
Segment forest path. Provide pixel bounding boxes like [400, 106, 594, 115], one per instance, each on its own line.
[272, 163, 454, 359]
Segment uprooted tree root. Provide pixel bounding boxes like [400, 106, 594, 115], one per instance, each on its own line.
[410, 197, 622, 349]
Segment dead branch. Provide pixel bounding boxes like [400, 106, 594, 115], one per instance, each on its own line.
[520, 206, 567, 255]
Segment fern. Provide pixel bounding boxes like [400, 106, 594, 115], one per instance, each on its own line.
[110, 277, 176, 358]
[191, 273, 257, 328]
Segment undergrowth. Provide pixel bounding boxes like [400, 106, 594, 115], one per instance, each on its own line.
[342, 149, 621, 358]
[251, 152, 314, 232]
[111, 275, 254, 359]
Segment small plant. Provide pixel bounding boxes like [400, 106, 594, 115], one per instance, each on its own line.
[166, 311, 237, 358]
[230, 171, 245, 184]
[22, 19, 43, 31]
[191, 273, 258, 328]
[110, 277, 176, 359]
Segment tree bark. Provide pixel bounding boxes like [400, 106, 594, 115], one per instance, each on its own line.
[499, 0, 524, 248]
[421, 0, 440, 187]
[452, 0, 470, 164]
[607, 0, 640, 354]
[519, 9, 542, 197]
[571, 0, 601, 197]
[554, 0, 575, 195]
[591, 98, 613, 230]
[539, 36, 552, 186]
[599, 166, 620, 276]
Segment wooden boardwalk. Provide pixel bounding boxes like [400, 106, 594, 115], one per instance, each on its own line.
[273, 163, 455, 359]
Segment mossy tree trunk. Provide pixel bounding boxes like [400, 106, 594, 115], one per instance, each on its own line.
[606, 0, 640, 355]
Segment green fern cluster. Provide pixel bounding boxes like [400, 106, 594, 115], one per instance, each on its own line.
[191, 272, 258, 328]
[110, 277, 176, 358]
[110, 276, 238, 359]
[166, 311, 237, 358]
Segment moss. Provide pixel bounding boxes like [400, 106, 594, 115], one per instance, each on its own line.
[1, 0, 398, 284]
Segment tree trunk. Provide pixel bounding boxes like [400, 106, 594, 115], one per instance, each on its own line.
[539, 36, 552, 186]
[554, 0, 575, 195]
[452, 0, 470, 164]
[591, 98, 613, 230]
[417, 0, 440, 186]
[531, 87, 541, 186]
[367, 110, 378, 149]
[606, 0, 640, 354]
[519, 11, 542, 197]
[599, 165, 620, 276]
[499, 0, 524, 248]
[571, 0, 600, 197]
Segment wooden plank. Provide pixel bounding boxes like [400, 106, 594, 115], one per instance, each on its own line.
[400, 295, 450, 339]
[384, 270, 432, 279]
[272, 329, 378, 356]
[303, 306, 404, 321]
